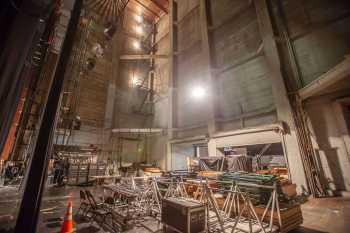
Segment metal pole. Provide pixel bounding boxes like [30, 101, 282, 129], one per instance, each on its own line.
[14, 0, 82, 232]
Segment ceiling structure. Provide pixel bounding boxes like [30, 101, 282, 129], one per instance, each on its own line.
[127, 0, 168, 20]
[85, 0, 168, 22]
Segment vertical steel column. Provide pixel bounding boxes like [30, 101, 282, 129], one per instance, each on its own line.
[166, 0, 178, 170]
[14, 0, 82, 232]
[199, 0, 216, 136]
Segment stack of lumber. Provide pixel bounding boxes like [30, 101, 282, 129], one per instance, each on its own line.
[144, 167, 162, 173]
[256, 167, 287, 175]
[215, 197, 303, 232]
[280, 180, 297, 199]
[255, 204, 303, 233]
[165, 170, 197, 178]
[197, 170, 223, 178]
[218, 172, 279, 204]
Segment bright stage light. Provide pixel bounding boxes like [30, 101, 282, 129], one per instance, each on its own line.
[133, 40, 141, 49]
[135, 25, 143, 35]
[191, 86, 206, 99]
[131, 75, 140, 86]
[135, 15, 143, 23]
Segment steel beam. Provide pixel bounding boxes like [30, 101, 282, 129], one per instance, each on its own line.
[150, 0, 168, 14]
[134, 0, 160, 17]
[120, 54, 169, 60]
[199, 0, 216, 136]
[166, 0, 177, 170]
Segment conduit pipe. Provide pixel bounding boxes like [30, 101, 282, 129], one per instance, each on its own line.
[112, 128, 163, 134]
[212, 122, 285, 139]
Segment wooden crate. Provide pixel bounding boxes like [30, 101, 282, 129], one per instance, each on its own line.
[216, 197, 303, 232]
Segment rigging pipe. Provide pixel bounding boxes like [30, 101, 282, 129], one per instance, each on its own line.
[112, 128, 163, 134]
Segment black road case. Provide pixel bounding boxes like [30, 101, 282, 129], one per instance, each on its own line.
[162, 197, 206, 233]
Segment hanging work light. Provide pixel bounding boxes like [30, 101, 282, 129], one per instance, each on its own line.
[91, 43, 104, 58]
[104, 22, 117, 40]
[86, 57, 96, 71]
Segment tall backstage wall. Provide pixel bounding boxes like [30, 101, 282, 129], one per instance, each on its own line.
[175, 0, 211, 135]
[270, 0, 350, 192]
[150, 0, 308, 191]
[210, 0, 276, 130]
[112, 9, 155, 164]
[55, 8, 115, 152]
[146, 0, 350, 193]
[305, 93, 350, 192]
[149, 13, 170, 168]
[276, 0, 350, 88]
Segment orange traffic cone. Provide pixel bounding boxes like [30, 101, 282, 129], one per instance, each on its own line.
[60, 201, 74, 233]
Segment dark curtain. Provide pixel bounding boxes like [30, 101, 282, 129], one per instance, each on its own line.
[0, 0, 52, 156]
[0, 0, 22, 52]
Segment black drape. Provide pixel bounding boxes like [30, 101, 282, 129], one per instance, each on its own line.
[0, 0, 52, 155]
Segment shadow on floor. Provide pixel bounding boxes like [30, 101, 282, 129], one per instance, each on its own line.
[290, 226, 329, 233]
[73, 215, 90, 224]
[45, 217, 63, 229]
[0, 230, 13, 233]
[76, 225, 100, 233]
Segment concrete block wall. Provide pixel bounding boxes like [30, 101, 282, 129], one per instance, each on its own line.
[211, 1, 277, 130]
[216, 57, 275, 119]
[278, 0, 350, 87]
[136, 0, 350, 191]
[269, 0, 350, 192]
[149, 0, 279, 169]
[77, 58, 110, 127]
[113, 9, 153, 130]
[176, 1, 211, 129]
[56, 15, 112, 146]
[305, 92, 350, 191]
[58, 14, 113, 129]
[151, 0, 278, 134]
[150, 12, 171, 169]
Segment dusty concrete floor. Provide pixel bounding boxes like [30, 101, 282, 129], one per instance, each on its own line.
[0, 185, 161, 233]
[0, 185, 349, 233]
[290, 197, 350, 233]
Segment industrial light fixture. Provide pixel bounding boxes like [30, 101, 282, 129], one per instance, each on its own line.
[133, 40, 141, 50]
[103, 22, 117, 40]
[91, 43, 104, 58]
[132, 75, 140, 86]
[135, 25, 143, 35]
[86, 57, 96, 71]
[191, 86, 206, 99]
[135, 15, 143, 23]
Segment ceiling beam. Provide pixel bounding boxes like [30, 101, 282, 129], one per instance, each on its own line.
[133, 0, 160, 18]
[126, 4, 154, 21]
[149, 0, 168, 14]
[298, 55, 350, 100]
